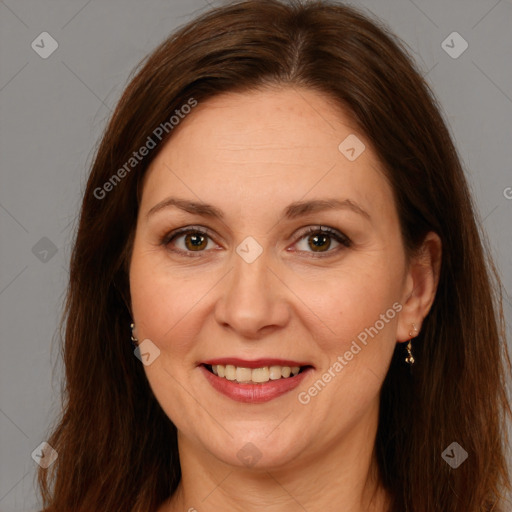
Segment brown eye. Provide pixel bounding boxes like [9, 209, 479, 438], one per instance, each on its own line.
[163, 228, 215, 254]
[307, 232, 332, 252]
[294, 226, 351, 256]
[163, 225, 350, 258]
[183, 232, 208, 251]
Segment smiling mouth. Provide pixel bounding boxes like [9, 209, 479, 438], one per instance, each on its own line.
[202, 364, 312, 384]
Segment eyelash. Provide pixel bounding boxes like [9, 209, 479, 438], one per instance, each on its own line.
[161, 225, 352, 258]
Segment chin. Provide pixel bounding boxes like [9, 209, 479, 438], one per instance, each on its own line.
[197, 425, 311, 470]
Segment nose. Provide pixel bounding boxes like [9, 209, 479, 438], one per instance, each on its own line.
[214, 248, 291, 339]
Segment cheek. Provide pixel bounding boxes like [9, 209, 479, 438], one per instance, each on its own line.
[129, 251, 205, 429]
[294, 269, 400, 423]
[129, 248, 215, 353]
[290, 260, 402, 352]
[129, 243, 169, 334]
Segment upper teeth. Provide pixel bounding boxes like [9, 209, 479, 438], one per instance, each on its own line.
[211, 364, 301, 383]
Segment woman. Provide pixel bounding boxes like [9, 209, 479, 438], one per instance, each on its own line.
[38, 0, 511, 510]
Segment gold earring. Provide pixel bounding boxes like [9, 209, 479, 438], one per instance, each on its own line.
[130, 322, 139, 347]
[405, 323, 418, 365]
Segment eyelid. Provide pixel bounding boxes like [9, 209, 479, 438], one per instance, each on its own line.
[160, 225, 221, 257]
[293, 225, 351, 245]
[161, 225, 216, 245]
[289, 225, 351, 257]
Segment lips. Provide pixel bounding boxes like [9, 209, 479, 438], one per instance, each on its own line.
[199, 357, 314, 403]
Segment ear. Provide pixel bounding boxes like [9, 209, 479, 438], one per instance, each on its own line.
[396, 231, 442, 342]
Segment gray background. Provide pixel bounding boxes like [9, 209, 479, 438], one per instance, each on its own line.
[0, 0, 511, 510]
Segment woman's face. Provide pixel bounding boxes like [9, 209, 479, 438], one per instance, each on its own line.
[129, 87, 424, 470]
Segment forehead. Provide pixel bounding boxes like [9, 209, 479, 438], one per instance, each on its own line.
[140, 87, 394, 224]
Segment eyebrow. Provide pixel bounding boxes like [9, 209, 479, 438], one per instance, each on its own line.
[146, 197, 371, 222]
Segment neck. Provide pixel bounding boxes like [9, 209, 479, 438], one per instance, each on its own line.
[160, 403, 391, 512]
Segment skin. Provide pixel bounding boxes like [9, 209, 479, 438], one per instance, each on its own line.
[128, 86, 441, 512]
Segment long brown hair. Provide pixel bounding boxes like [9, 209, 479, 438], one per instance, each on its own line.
[38, 1, 511, 510]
